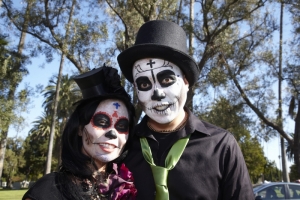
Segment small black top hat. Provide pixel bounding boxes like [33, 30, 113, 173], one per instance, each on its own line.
[73, 64, 131, 102]
[117, 20, 200, 86]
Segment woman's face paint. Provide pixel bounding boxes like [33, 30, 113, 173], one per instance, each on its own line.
[132, 58, 189, 124]
[81, 99, 129, 166]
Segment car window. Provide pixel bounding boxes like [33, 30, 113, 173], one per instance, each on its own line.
[256, 184, 286, 199]
[289, 184, 300, 199]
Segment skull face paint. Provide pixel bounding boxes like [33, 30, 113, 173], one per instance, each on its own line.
[81, 99, 129, 166]
[133, 58, 189, 124]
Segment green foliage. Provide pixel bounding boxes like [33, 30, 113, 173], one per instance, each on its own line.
[20, 133, 58, 180]
[289, 164, 299, 182]
[2, 0, 112, 72]
[241, 137, 267, 183]
[20, 74, 81, 175]
[263, 160, 282, 182]
[0, 36, 30, 138]
[2, 137, 26, 184]
[42, 74, 80, 119]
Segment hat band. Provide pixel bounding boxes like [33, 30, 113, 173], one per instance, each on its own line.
[81, 83, 108, 99]
[81, 83, 127, 100]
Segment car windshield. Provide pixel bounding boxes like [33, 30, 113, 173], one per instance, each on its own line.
[253, 184, 266, 193]
[254, 184, 286, 199]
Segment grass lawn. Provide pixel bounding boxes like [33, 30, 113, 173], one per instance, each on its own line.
[0, 189, 28, 200]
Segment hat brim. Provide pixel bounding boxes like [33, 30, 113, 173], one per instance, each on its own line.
[117, 44, 199, 86]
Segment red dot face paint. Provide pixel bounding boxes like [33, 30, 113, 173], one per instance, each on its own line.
[112, 111, 118, 118]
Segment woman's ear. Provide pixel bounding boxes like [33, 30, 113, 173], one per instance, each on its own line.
[78, 127, 83, 136]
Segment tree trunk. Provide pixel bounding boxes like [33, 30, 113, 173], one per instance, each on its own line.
[45, 54, 64, 174]
[189, 0, 194, 56]
[186, 0, 195, 111]
[0, 136, 7, 185]
[176, 0, 183, 24]
[278, 0, 289, 182]
[294, 100, 300, 177]
[45, 0, 76, 174]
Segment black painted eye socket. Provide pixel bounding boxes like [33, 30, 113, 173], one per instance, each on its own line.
[157, 70, 176, 87]
[115, 118, 129, 133]
[136, 76, 152, 91]
[92, 113, 110, 129]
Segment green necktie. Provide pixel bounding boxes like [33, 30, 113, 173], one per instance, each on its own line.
[140, 135, 190, 200]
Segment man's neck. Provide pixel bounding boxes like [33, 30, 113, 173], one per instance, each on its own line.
[148, 109, 187, 133]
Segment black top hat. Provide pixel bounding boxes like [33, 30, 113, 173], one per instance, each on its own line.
[73, 64, 131, 102]
[117, 20, 200, 86]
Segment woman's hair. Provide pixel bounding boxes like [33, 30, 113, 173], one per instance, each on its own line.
[60, 94, 135, 178]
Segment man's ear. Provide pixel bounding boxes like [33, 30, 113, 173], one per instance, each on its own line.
[183, 76, 189, 90]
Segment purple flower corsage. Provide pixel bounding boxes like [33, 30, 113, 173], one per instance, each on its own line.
[99, 163, 137, 200]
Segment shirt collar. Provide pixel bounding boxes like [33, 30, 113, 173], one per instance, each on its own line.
[185, 108, 210, 136]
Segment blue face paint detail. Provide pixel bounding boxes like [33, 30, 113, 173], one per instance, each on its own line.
[113, 102, 121, 109]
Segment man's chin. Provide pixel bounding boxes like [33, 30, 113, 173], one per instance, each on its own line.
[148, 114, 176, 125]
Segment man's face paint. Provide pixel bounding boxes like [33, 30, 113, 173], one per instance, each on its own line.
[81, 99, 129, 165]
[132, 58, 189, 124]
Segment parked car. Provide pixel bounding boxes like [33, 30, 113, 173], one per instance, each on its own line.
[253, 182, 300, 199]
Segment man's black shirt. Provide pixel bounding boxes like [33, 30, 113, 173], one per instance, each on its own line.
[124, 108, 255, 200]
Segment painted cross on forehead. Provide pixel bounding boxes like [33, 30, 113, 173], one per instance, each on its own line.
[112, 102, 120, 118]
[147, 59, 156, 85]
[134, 59, 174, 80]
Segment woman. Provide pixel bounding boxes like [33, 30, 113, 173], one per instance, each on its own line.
[23, 65, 136, 200]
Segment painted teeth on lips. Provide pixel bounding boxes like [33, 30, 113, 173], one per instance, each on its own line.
[154, 104, 169, 111]
[99, 143, 117, 149]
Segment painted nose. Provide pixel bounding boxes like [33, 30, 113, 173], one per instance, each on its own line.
[105, 130, 117, 139]
[151, 88, 166, 101]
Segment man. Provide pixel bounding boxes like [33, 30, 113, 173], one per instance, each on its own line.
[117, 20, 254, 200]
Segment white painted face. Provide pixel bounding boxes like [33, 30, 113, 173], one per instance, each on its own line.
[132, 58, 189, 124]
[81, 99, 129, 165]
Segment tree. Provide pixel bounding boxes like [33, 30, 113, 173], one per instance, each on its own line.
[289, 164, 299, 182]
[263, 160, 282, 182]
[2, 137, 25, 188]
[2, 0, 110, 72]
[21, 112, 60, 179]
[21, 129, 55, 180]
[285, 0, 300, 178]
[278, 0, 289, 182]
[189, 1, 300, 176]
[43, 74, 80, 125]
[0, 33, 30, 183]
[42, 74, 80, 169]
[2, 0, 115, 173]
